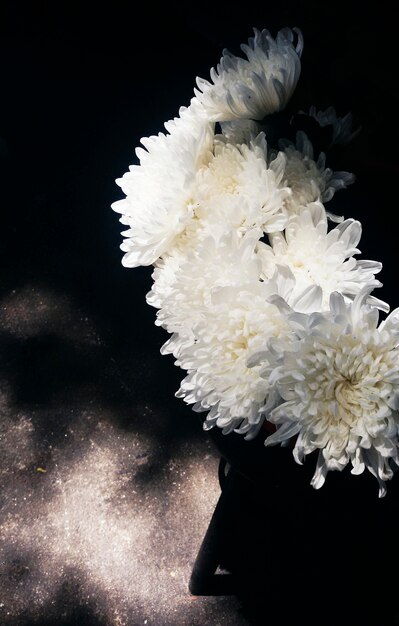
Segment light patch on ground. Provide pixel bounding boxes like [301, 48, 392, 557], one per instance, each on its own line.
[0, 284, 246, 625]
[0, 405, 229, 625]
[0, 284, 102, 346]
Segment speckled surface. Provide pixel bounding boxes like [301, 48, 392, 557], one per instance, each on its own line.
[1, 3, 399, 625]
[0, 285, 248, 626]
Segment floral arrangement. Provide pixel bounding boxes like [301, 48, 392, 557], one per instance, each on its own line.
[112, 27, 399, 497]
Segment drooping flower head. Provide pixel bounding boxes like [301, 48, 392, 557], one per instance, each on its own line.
[195, 27, 303, 122]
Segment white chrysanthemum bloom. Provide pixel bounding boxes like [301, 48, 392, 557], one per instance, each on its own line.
[281, 131, 354, 220]
[258, 201, 386, 310]
[153, 229, 262, 341]
[146, 195, 256, 316]
[175, 282, 290, 437]
[195, 27, 303, 122]
[111, 100, 214, 267]
[254, 289, 399, 497]
[175, 266, 322, 439]
[195, 132, 290, 234]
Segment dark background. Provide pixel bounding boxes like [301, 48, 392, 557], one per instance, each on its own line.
[1, 0, 399, 330]
[1, 2, 399, 625]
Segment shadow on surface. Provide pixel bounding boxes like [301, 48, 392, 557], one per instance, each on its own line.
[191, 429, 399, 626]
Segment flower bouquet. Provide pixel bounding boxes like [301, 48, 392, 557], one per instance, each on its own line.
[112, 27, 399, 497]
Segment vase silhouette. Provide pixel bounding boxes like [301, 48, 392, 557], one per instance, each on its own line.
[190, 423, 399, 626]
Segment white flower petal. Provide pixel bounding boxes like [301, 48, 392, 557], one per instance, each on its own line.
[259, 203, 383, 310]
[195, 27, 303, 122]
[112, 102, 214, 267]
[255, 294, 399, 495]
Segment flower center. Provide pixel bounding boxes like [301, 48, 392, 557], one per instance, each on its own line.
[334, 378, 362, 423]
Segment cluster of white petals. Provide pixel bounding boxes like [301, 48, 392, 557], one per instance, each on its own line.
[258, 202, 385, 309]
[113, 27, 398, 496]
[112, 102, 214, 267]
[194, 133, 290, 234]
[252, 290, 399, 497]
[195, 27, 303, 121]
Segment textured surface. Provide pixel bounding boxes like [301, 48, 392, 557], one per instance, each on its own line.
[0, 285, 247, 625]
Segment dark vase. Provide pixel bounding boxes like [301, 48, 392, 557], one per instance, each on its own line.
[191, 422, 399, 626]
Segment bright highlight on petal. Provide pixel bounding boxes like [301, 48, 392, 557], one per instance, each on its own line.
[112, 102, 214, 267]
[194, 132, 290, 235]
[258, 202, 385, 310]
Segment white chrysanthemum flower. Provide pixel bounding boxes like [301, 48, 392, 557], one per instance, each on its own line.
[153, 229, 262, 340]
[281, 131, 354, 220]
[258, 201, 386, 310]
[146, 196, 258, 317]
[111, 100, 214, 267]
[174, 266, 322, 439]
[195, 27, 303, 122]
[255, 290, 399, 497]
[175, 282, 290, 436]
[195, 132, 290, 234]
